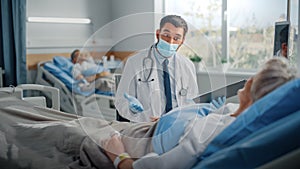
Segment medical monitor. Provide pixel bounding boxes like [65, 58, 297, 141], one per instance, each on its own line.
[273, 21, 289, 58]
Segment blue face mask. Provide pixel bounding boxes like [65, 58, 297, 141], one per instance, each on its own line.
[156, 39, 179, 58]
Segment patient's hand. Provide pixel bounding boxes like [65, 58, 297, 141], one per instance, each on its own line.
[95, 71, 111, 78]
[76, 74, 85, 81]
[102, 135, 134, 169]
[102, 135, 125, 161]
[150, 116, 160, 122]
[85, 75, 96, 82]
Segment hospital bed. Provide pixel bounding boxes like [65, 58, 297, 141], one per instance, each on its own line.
[192, 78, 300, 169]
[0, 84, 60, 110]
[35, 56, 116, 121]
[0, 78, 299, 168]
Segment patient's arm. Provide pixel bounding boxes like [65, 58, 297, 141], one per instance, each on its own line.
[75, 72, 110, 84]
[132, 138, 199, 169]
[133, 113, 236, 169]
[75, 74, 85, 80]
[150, 116, 160, 122]
[118, 159, 134, 169]
[103, 135, 134, 169]
[85, 75, 97, 82]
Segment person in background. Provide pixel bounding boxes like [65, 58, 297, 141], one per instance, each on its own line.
[70, 49, 113, 92]
[275, 27, 288, 58]
[115, 15, 203, 122]
[103, 57, 296, 169]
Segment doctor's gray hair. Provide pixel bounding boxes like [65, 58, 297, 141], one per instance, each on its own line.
[160, 15, 188, 37]
[251, 57, 297, 102]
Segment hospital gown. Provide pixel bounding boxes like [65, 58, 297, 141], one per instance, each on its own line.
[72, 57, 113, 92]
[72, 57, 99, 79]
[133, 103, 238, 169]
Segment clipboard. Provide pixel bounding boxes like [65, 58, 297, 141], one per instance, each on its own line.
[193, 79, 247, 103]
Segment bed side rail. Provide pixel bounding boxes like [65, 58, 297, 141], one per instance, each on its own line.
[17, 84, 60, 110]
[35, 60, 77, 113]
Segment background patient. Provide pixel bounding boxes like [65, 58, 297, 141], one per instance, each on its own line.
[102, 57, 296, 169]
[70, 49, 113, 92]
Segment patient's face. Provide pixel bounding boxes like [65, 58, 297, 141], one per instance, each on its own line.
[281, 43, 288, 58]
[238, 78, 253, 106]
[75, 52, 88, 64]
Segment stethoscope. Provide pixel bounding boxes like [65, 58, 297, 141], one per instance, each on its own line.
[138, 44, 188, 96]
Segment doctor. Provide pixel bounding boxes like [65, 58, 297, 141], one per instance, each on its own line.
[115, 15, 199, 122]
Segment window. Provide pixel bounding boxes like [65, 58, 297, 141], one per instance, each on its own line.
[165, 0, 297, 70]
[289, 0, 299, 67]
[165, 0, 222, 68]
[228, 0, 287, 69]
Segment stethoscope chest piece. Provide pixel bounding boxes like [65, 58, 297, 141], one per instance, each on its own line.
[179, 88, 187, 96]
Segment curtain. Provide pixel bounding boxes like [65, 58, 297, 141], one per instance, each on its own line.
[0, 0, 26, 86]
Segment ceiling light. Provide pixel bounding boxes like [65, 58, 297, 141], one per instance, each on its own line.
[27, 17, 91, 24]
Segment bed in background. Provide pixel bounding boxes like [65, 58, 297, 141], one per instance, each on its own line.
[35, 56, 116, 121]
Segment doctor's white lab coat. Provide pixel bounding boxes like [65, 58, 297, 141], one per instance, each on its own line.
[115, 49, 199, 122]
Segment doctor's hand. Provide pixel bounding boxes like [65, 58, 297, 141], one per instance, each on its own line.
[124, 93, 144, 114]
[210, 96, 226, 109]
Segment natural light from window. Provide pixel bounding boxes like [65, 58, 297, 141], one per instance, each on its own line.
[165, 0, 298, 71]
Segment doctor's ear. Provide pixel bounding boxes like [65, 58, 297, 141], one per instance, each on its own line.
[156, 29, 160, 40]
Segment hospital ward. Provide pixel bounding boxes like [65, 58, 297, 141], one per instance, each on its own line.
[0, 0, 300, 169]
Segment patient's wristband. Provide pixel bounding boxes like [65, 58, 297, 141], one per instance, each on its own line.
[113, 152, 131, 169]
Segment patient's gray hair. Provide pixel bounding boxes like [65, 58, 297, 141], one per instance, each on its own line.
[251, 57, 297, 102]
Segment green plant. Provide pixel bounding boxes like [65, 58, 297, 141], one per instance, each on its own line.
[221, 58, 228, 64]
[190, 54, 202, 63]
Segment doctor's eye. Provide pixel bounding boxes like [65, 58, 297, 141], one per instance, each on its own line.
[161, 33, 171, 38]
[173, 36, 181, 41]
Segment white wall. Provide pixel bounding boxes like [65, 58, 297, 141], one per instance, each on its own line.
[26, 0, 161, 53]
[27, 0, 112, 54]
[110, 0, 157, 51]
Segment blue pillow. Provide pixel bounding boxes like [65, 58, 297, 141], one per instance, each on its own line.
[200, 78, 300, 159]
[152, 104, 212, 155]
[53, 56, 73, 77]
[193, 110, 300, 169]
[44, 62, 74, 89]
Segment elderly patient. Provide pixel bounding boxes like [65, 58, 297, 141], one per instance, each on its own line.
[70, 49, 113, 92]
[102, 58, 296, 169]
[0, 58, 295, 169]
